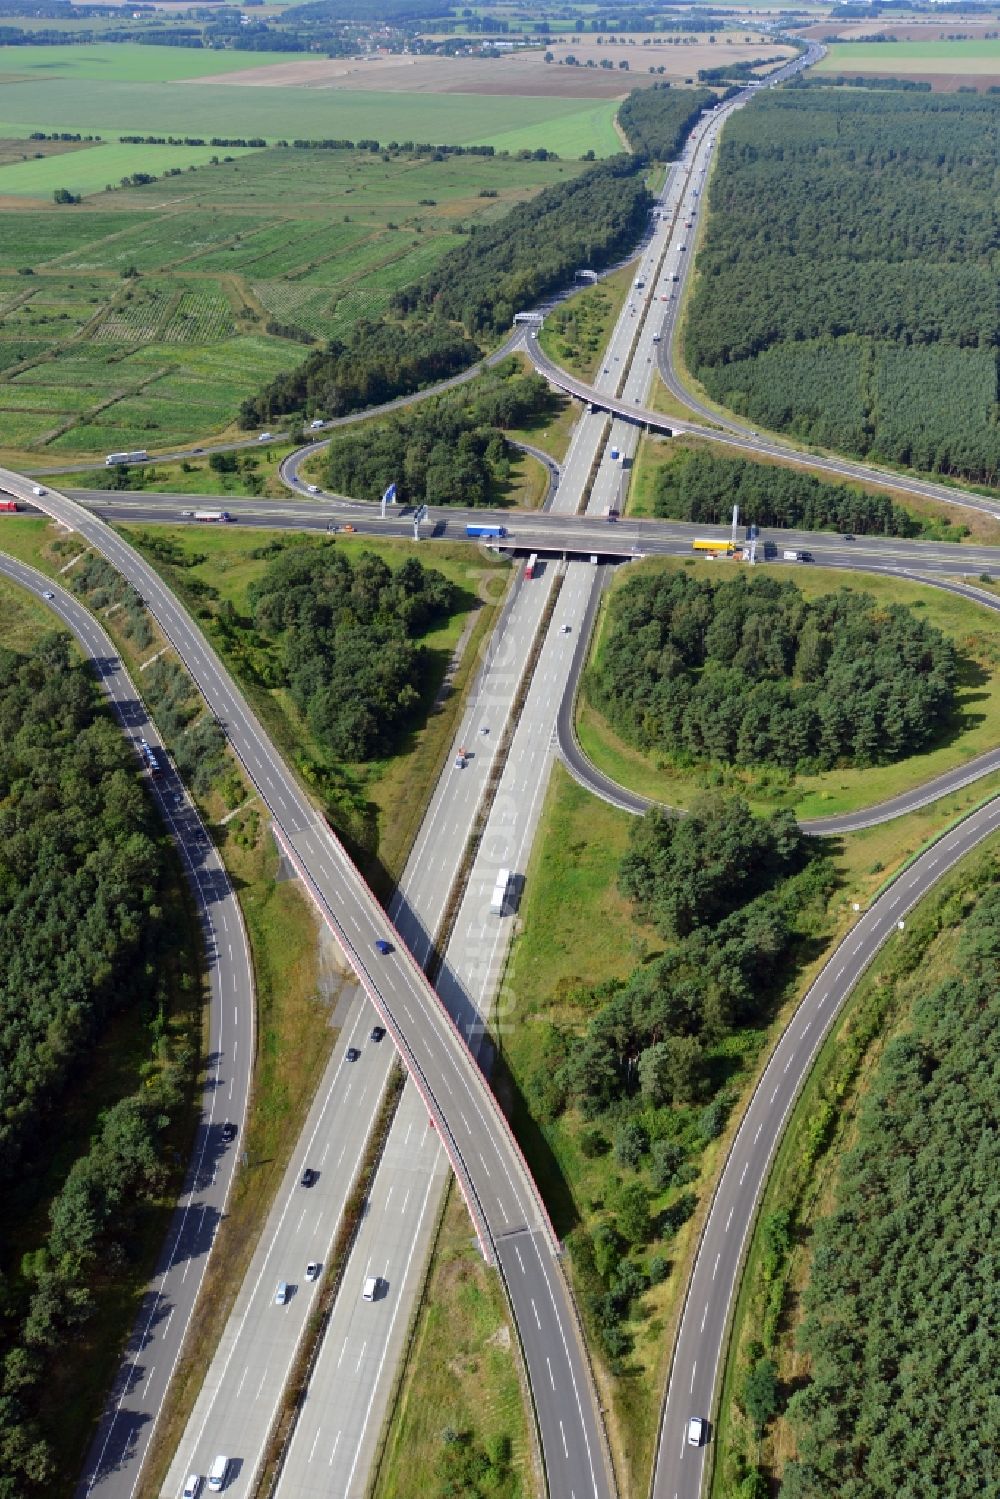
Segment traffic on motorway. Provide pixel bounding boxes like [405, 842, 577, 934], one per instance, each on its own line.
[2, 34, 993, 1499]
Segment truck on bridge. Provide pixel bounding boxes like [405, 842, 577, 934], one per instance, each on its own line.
[467, 523, 508, 539]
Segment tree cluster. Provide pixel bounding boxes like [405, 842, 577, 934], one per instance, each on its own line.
[531, 795, 833, 1364]
[323, 361, 551, 507]
[781, 883, 1000, 1498]
[239, 317, 478, 428]
[590, 570, 957, 773]
[617, 83, 717, 160]
[245, 544, 456, 761]
[652, 447, 919, 537]
[393, 154, 651, 338]
[686, 89, 1000, 484]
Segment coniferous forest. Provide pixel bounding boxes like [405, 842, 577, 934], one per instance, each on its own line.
[590, 571, 957, 773]
[685, 89, 1000, 486]
[781, 883, 1000, 1498]
[0, 637, 193, 1496]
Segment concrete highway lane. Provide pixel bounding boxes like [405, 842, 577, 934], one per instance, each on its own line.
[173, 563, 557, 1499]
[651, 792, 1000, 1499]
[0, 552, 255, 1499]
[1, 472, 613, 1499]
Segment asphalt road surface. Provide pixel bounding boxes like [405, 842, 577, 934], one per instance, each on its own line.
[0, 470, 610, 1499]
[651, 791, 1000, 1499]
[0, 554, 255, 1499]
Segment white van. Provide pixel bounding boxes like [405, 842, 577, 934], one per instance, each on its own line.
[686, 1416, 706, 1447]
[362, 1275, 379, 1302]
[274, 1281, 289, 1305]
[207, 1455, 230, 1491]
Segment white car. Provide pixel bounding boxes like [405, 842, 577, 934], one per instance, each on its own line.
[307, 484, 319, 494]
[42, 590, 55, 600]
[258, 432, 272, 442]
[560, 624, 572, 634]
[309, 418, 324, 429]
[31, 485, 46, 496]
[687, 1416, 706, 1447]
[305, 1261, 321, 1281]
[183, 1477, 202, 1499]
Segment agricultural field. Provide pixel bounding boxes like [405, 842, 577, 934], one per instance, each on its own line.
[818, 38, 1000, 74]
[0, 76, 622, 159]
[0, 147, 584, 461]
[0, 140, 259, 201]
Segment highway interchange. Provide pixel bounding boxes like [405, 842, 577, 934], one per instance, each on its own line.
[3, 36, 998, 1499]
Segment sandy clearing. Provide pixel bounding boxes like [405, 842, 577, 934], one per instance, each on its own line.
[190, 40, 794, 95]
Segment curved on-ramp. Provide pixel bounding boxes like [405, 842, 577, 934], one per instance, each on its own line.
[3, 473, 613, 1499]
[0, 551, 255, 1499]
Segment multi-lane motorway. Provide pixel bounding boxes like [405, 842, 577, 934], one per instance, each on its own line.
[0, 555, 255, 1499]
[5, 39, 999, 1499]
[0, 467, 611, 1499]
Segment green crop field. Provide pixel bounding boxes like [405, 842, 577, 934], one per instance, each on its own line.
[0, 140, 259, 200]
[0, 80, 620, 158]
[0, 146, 584, 460]
[818, 40, 1000, 74]
[0, 42, 301, 83]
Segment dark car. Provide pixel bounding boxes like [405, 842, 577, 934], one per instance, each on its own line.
[374, 939, 393, 956]
[346, 1046, 360, 1062]
[842, 533, 855, 542]
[371, 1026, 386, 1043]
[300, 1167, 317, 1188]
[221, 1120, 237, 1143]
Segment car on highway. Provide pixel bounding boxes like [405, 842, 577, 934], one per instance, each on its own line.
[362, 1275, 380, 1302]
[374, 939, 394, 956]
[300, 1167, 317, 1188]
[274, 1281, 290, 1305]
[258, 432, 272, 442]
[183, 1476, 202, 1499]
[42, 590, 54, 600]
[342, 524, 356, 532]
[326, 523, 338, 533]
[305, 1261, 321, 1281]
[479, 725, 489, 736]
[560, 624, 572, 634]
[371, 1025, 386, 1043]
[221, 1120, 237, 1143]
[31, 485, 46, 496]
[842, 533, 855, 542]
[310, 418, 324, 429]
[307, 483, 319, 493]
[687, 1416, 706, 1447]
[207, 1456, 230, 1492]
[346, 1046, 361, 1062]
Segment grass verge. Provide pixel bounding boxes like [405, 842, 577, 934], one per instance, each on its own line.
[116, 523, 510, 894]
[539, 262, 635, 382]
[371, 1180, 534, 1499]
[576, 555, 1000, 822]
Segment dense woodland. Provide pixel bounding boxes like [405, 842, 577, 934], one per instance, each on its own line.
[0, 638, 190, 1497]
[590, 570, 957, 772]
[780, 883, 1000, 1498]
[394, 153, 651, 338]
[0, 638, 165, 1177]
[522, 795, 833, 1362]
[686, 89, 1000, 485]
[246, 544, 456, 760]
[617, 83, 717, 160]
[323, 362, 551, 507]
[651, 448, 921, 537]
[239, 317, 477, 428]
